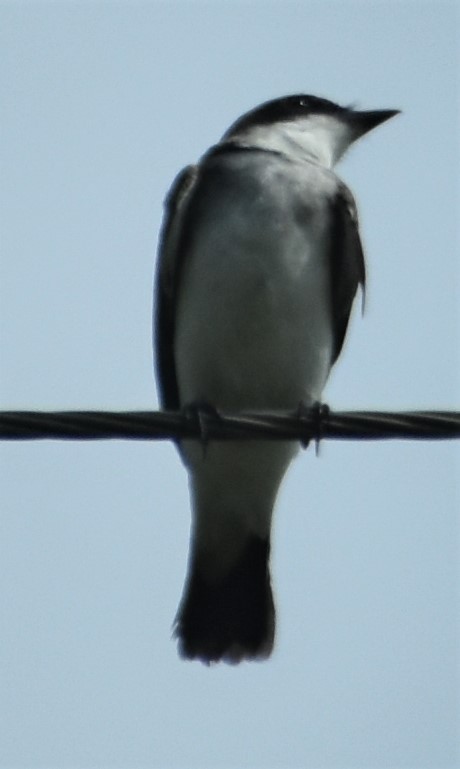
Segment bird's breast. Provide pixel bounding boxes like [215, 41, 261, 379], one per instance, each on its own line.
[174, 162, 335, 412]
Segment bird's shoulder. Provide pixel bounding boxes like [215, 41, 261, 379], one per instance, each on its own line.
[334, 179, 360, 227]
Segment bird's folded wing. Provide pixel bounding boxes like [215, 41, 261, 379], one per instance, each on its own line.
[154, 165, 198, 410]
[329, 182, 366, 364]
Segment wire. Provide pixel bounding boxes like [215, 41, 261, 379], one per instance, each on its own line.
[0, 408, 459, 442]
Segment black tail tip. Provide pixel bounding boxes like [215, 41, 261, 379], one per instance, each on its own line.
[174, 536, 275, 664]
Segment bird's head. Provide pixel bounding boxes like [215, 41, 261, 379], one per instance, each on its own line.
[223, 94, 400, 168]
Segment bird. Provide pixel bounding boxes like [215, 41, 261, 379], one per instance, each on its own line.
[154, 94, 399, 664]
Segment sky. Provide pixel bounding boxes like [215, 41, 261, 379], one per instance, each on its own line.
[0, 2, 459, 768]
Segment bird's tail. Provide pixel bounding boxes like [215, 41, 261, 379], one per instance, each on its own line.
[174, 535, 275, 664]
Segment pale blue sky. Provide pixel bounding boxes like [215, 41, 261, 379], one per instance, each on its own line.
[0, 2, 458, 768]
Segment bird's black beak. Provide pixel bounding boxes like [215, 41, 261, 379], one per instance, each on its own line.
[350, 108, 401, 138]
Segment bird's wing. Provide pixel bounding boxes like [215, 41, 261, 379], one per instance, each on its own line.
[154, 164, 199, 409]
[328, 181, 366, 364]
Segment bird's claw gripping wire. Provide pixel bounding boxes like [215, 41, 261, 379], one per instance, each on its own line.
[183, 402, 221, 457]
[296, 401, 330, 454]
[313, 402, 330, 455]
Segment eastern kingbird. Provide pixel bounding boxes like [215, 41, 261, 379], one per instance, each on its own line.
[154, 94, 399, 664]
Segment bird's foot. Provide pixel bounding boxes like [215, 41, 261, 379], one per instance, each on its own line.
[296, 400, 330, 455]
[183, 401, 222, 458]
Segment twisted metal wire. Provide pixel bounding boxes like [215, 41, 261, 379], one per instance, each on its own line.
[0, 408, 459, 442]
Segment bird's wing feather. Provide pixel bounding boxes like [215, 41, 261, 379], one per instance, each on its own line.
[154, 164, 198, 409]
[328, 181, 366, 364]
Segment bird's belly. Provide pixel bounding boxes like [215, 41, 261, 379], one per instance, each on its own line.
[175, 224, 334, 412]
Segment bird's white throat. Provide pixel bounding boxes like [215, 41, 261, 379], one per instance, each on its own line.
[232, 114, 354, 169]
